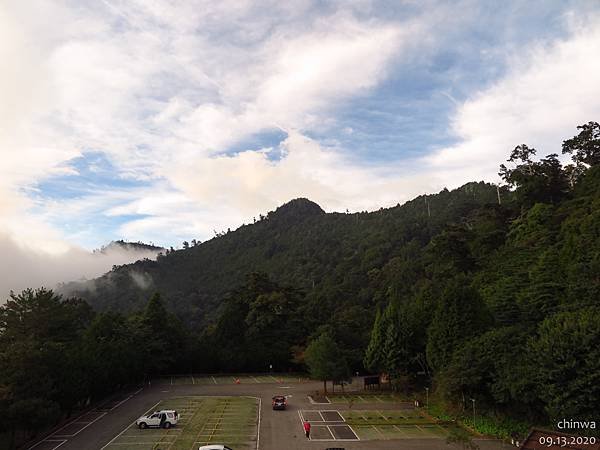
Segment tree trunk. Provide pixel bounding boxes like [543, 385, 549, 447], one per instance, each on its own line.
[323, 379, 327, 394]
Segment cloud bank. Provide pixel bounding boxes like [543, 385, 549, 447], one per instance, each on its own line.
[0, 233, 161, 300]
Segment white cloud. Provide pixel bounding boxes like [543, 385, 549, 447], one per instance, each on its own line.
[170, 130, 435, 214]
[0, 0, 421, 249]
[427, 14, 600, 186]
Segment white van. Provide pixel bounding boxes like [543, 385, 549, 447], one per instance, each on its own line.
[136, 410, 179, 429]
[198, 446, 234, 450]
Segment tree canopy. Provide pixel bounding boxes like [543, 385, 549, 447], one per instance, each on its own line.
[304, 332, 350, 393]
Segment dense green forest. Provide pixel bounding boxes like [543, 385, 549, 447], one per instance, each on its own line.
[1, 122, 599, 445]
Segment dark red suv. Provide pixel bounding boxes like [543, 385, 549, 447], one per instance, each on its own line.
[272, 395, 287, 410]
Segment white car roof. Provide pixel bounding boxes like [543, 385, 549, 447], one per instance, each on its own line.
[198, 446, 227, 450]
[141, 410, 176, 417]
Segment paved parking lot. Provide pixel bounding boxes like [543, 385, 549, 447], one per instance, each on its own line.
[26, 377, 510, 450]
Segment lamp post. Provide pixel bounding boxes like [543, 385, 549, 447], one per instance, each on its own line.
[425, 387, 429, 409]
[470, 398, 476, 428]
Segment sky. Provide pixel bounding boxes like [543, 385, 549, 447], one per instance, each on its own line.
[1, 0, 600, 295]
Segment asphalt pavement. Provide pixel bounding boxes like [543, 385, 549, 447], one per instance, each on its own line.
[27, 380, 511, 450]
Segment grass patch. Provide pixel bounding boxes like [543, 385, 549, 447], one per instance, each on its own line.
[328, 393, 405, 404]
[461, 415, 530, 439]
[343, 409, 435, 426]
[353, 424, 451, 440]
[426, 398, 532, 439]
[353, 425, 382, 440]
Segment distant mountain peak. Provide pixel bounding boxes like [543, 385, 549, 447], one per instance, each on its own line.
[95, 240, 165, 254]
[270, 198, 325, 220]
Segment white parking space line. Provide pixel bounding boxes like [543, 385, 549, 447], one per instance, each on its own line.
[252, 376, 260, 383]
[47, 440, 67, 450]
[52, 412, 107, 437]
[249, 395, 261, 450]
[373, 425, 385, 438]
[110, 396, 132, 411]
[323, 410, 345, 422]
[118, 434, 180, 438]
[44, 410, 94, 437]
[347, 424, 361, 440]
[298, 410, 305, 425]
[28, 439, 67, 450]
[100, 401, 160, 450]
[308, 425, 334, 441]
[29, 393, 138, 450]
[211, 376, 217, 384]
[377, 410, 390, 421]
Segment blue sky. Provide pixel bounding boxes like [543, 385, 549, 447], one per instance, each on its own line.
[2, 0, 600, 262]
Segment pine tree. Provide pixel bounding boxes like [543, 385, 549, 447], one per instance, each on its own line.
[426, 280, 489, 371]
[519, 248, 563, 321]
[382, 304, 407, 388]
[363, 308, 385, 373]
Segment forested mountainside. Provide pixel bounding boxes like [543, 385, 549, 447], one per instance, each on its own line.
[62, 181, 504, 328]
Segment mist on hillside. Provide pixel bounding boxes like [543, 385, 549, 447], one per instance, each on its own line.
[0, 233, 162, 302]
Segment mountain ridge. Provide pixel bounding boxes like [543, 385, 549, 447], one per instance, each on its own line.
[60, 181, 504, 327]
[94, 239, 165, 254]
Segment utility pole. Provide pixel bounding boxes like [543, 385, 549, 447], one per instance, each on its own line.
[496, 184, 502, 205]
[425, 387, 429, 409]
[471, 398, 476, 427]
